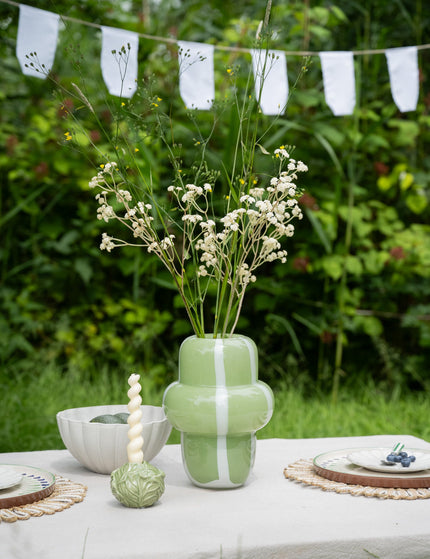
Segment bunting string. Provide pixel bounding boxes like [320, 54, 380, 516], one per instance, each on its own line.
[2, 0, 429, 115]
[3, 0, 430, 57]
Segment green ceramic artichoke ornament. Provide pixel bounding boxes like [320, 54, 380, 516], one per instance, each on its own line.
[111, 462, 165, 508]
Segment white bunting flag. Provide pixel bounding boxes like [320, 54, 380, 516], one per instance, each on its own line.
[385, 46, 419, 112]
[101, 26, 139, 98]
[178, 41, 215, 110]
[251, 49, 288, 115]
[319, 51, 356, 116]
[16, 4, 60, 79]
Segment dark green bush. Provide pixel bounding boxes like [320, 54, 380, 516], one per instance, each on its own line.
[1, 1, 429, 395]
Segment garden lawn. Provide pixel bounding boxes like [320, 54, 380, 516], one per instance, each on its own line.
[1, 366, 428, 453]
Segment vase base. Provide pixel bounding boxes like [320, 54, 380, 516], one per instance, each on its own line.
[181, 432, 256, 489]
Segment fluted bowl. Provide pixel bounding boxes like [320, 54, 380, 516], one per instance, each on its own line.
[56, 405, 172, 474]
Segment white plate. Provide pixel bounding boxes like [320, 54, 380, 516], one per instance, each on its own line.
[0, 467, 23, 490]
[347, 448, 430, 473]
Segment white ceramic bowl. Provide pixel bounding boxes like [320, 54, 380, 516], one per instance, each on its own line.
[57, 405, 172, 474]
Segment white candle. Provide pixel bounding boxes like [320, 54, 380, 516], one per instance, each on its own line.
[126, 373, 144, 464]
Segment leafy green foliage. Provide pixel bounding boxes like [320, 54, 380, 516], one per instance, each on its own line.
[0, 0, 429, 397]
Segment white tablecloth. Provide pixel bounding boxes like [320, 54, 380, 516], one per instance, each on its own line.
[1, 435, 430, 559]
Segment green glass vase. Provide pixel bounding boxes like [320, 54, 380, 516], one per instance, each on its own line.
[163, 334, 274, 488]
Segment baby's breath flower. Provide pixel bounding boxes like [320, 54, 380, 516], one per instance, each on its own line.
[255, 200, 273, 213]
[100, 233, 115, 252]
[246, 209, 260, 224]
[132, 218, 151, 237]
[237, 263, 256, 286]
[104, 162, 117, 173]
[124, 208, 136, 218]
[89, 177, 100, 188]
[160, 235, 175, 250]
[200, 219, 216, 229]
[117, 189, 132, 202]
[182, 214, 203, 223]
[249, 187, 265, 198]
[274, 147, 289, 158]
[201, 252, 216, 266]
[97, 204, 114, 222]
[239, 194, 256, 204]
[198, 265, 208, 277]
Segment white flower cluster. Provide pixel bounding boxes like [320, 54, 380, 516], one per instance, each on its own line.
[88, 148, 307, 304]
[100, 232, 115, 252]
[189, 150, 307, 289]
[89, 162, 118, 189]
[88, 162, 176, 260]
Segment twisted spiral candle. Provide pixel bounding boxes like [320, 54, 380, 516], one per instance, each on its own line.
[126, 373, 144, 464]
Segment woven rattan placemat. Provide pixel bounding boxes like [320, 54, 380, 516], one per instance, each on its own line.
[0, 475, 87, 523]
[284, 459, 430, 500]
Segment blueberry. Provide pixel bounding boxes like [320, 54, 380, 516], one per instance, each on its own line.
[386, 454, 396, 462]
[401, 458, 411, 467]
[399, 451, 408, 458]
[394, 455, 402, 463]
[409, 455, 416, 462]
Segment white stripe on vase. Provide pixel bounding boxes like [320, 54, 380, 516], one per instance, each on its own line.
[213, 339, 231, 485]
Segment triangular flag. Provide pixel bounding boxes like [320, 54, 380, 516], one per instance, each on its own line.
[385, 46, 419, 112]
[16, 5, 60, 79]
[178, 41, 214, 110]
[251, 49, 288, 115]
[101, 26, 139, 98]
[319, 51, 356, 116]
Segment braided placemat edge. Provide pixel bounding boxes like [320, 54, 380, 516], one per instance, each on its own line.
[0, 475, 87, 523]
[284, 459, 430, 500]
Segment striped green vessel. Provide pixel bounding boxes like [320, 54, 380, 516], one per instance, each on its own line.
[163, 334, 274, 488]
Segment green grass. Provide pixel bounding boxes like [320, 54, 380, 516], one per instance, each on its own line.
[1, 365, 429, 453]
[260, 382, 430, 441]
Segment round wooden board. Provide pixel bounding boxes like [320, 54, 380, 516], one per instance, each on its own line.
[313, 448, 430, 489]
[0, 465, 56, 508]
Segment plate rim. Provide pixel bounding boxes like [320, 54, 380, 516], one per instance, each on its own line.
[313, 447, 430, 489]
[0, 464, 56, 509]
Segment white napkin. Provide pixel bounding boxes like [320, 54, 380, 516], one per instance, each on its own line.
[101, 26, 139, 98]
[251, 49, 288, 115]
[16, 4, 60, 79]
[385, 46, 419, 112]
[319, 51, 356, 116]
[178, 41, 215, 110]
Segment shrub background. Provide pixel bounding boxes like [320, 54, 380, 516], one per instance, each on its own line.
[1, 0, 429, 404]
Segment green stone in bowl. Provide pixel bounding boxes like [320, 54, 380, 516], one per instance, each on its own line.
[89, 413, 128, 424]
